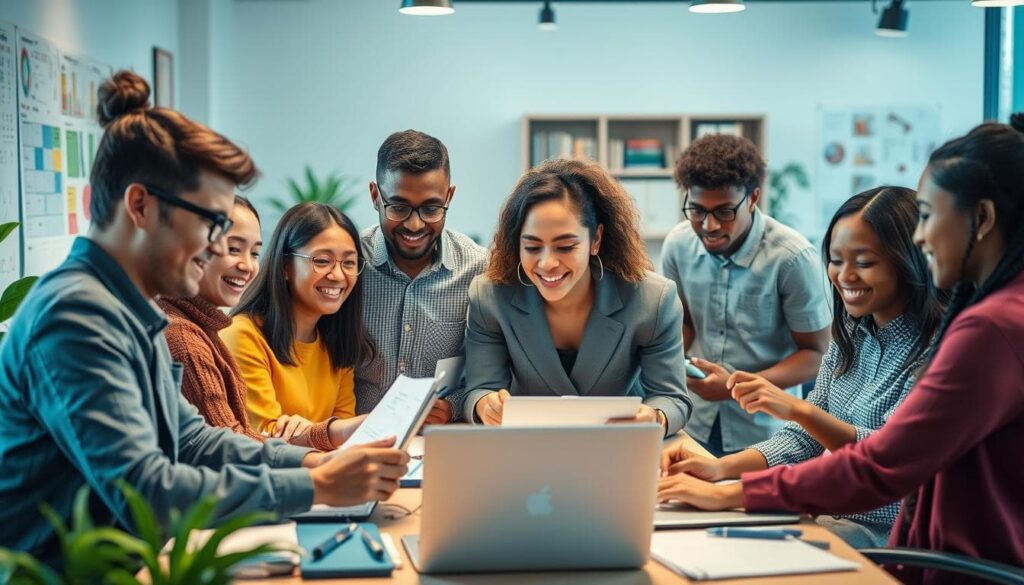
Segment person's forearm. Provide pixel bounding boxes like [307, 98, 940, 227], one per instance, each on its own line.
[755, 349, 823, 389]
[683, 322, 695, 352]
[719, 449, 769, 478]
[793, 403, 858, 452]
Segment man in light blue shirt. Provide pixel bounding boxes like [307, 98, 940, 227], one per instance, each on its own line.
[661, 134, 831, 456]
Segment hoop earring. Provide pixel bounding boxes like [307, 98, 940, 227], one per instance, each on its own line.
[592, 255, 604, 281]
[517, 262, 535, 287]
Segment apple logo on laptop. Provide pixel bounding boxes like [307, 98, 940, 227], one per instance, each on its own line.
[526, 486, 553, 517]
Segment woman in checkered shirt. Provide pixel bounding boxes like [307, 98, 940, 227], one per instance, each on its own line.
[660, 186, 943, 548]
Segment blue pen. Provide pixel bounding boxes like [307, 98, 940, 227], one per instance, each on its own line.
[706, 527, 803, 540]
[312, 522, 358, 561]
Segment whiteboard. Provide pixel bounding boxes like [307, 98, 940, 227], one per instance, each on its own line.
[0, 22, 19, 291]
[15, 28, 110, 278]
[816, 105, 941, 232]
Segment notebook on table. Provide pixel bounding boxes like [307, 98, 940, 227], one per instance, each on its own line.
[651, 530, 859, 580]
[297, 523, 394, 578]
[654, 503, 800, 529]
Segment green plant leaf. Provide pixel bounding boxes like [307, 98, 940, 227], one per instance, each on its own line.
[71, 485, 95, 534]
[0, 548, 62, 585]
[0, 222, 18, 246]
[304, 166, 318, 200]
[117, 480, 164, 553]
[181, 510, 280, 584]
[285, 177, 304, 202]
[167, 496, 217, 581]
[37, 502, 69, 546]
[0, 276, 39, 322]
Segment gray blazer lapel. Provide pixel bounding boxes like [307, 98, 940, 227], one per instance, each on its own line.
[510, 285, 577, 395]
[572, 276, 625, 396]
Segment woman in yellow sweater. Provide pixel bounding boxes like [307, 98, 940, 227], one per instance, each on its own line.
[223, 202, 375, 444]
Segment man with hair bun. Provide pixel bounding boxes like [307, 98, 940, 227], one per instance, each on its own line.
[0, 70, 408, 564]
[661, 134, 831, 456]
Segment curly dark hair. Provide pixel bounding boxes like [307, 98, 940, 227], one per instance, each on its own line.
[673, 134, 766, 194]
[488, 159, 652, 285]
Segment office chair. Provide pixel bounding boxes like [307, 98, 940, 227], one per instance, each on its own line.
[859, 548, 1024, 585]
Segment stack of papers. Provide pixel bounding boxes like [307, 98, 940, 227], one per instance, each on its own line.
[651, 530, 860, 580]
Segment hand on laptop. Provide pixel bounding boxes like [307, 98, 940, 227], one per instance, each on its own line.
[327, 414, 368, 448]
[685, 358, 732, 402]
[310, 436, 410, 507]
[657, 473, 743, 511]
[423, 398, 453, 425]
[607, 405, 666, 434]
[475, 389, 511, 425]
[660, 444, 726, 481]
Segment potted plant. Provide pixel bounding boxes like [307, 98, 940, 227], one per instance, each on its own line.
[268, 166, 360, 214]
[767, 163, 809, 228]
[0, 482, 293, 585]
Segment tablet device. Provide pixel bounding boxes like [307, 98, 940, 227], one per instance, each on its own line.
[292, 375, 440, 523]
[501, 396, 642, 427]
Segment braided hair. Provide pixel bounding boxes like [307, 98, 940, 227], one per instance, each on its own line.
[924, 113, 1024, 360]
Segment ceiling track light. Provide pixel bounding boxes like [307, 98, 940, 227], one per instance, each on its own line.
[689, 0, 745, 14]
[971, 0, 1024, 7]
[399, 0, 455, 16]
[539, 1, 556, 31]
[876, 0, 909, 37]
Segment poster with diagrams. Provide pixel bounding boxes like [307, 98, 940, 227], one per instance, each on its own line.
[817, 105, 940, 231]
[60, 52, 109, 239]
[16, 29, 109, 277]
[0, 23, 20, 291]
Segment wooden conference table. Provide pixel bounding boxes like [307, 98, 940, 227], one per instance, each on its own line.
[245, 433, 897, 585]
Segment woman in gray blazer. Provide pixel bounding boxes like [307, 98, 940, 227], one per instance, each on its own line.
[459, 159, 692, 435]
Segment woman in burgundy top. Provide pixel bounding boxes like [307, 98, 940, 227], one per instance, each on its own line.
[659, 117, 1024, 584]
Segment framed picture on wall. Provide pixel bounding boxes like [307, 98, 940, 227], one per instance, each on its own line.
[152, 47, 173, 108]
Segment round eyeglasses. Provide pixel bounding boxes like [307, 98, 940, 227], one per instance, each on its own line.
[681, 192, 751, 223]
[288, 253, 366, 276]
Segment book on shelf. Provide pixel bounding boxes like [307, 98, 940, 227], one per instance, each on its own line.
[625, 138, 665, 169]
[531, 130, 597, 166]
[694, 121, 744, 140]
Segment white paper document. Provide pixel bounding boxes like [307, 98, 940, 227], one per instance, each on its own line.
[434, 356, 465, 398]
[651, 530, 859, 580]
[340, 375, 438, 451]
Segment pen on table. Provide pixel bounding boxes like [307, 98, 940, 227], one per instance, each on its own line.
[358, 527, 385, 560]
[706, 527, 803, 540]
[312, 522, 358, 561]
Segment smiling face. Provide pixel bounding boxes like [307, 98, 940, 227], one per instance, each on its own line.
[827, 213, 904, 327]
[914, 170, 976, 290]
[285, 223, 359, 320]
[197, 203, 261, 308]
[143, 171, 235, 298]
[371, 169, 452, 265]
[519, 199, 602, 305]
[686, 185, 759, 256]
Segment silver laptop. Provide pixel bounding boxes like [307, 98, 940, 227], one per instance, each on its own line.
[402, 424, 662, 574]
[501, 396, 641, 427]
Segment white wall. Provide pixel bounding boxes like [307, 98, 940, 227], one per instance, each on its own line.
[207, 0, 984, 245]
[0, 0, 179, 103]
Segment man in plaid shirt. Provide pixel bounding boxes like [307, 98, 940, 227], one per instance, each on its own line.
[356, 130, 487, 422]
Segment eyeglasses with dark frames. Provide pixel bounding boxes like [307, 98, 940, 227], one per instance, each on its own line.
[287, 252, 365, 276]
[377, 190, 449, 224]
[144, 184, 233, 243]
[682, 192, 751, 223]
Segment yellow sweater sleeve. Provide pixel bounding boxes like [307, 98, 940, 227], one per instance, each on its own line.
[220, 315, 281, 435]
[333, 368, 356, 419]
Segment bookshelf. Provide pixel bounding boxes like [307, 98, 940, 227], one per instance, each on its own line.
[522, 113, 766, 243]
